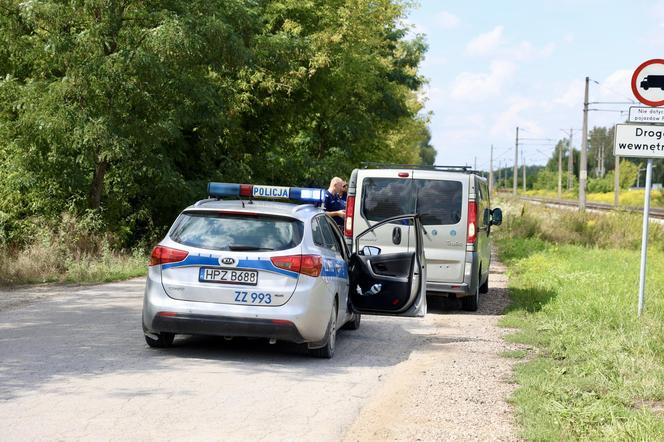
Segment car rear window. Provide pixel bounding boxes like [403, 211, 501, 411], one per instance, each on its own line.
[170, 212, 304, 251]
[361, 178, 463, 225]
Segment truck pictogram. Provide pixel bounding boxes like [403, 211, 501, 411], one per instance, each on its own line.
[640, 75, 664, 91]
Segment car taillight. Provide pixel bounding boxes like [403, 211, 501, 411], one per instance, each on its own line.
[467, 201, 477, 244]
[271, 255, 322, 277]
[149, 246, 189, 266]
[344, 195, 355, 238]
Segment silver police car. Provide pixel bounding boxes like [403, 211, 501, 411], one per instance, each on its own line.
[142, 182, 426, 358]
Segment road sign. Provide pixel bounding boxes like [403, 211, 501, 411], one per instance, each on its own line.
[631, 59, 664, 107]
[614, 123, 664, 158]
[628, 106, 664, 124]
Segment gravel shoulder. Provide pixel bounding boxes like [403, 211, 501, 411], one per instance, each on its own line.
[344, 259, 521, 441]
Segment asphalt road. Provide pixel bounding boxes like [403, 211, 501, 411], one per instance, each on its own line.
[0, 278, 448, 441]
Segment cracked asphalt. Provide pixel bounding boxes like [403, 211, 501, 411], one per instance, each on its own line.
[0, 264, 518, 441]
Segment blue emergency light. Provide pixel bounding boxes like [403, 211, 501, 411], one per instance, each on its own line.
[207, 182, 325, 204]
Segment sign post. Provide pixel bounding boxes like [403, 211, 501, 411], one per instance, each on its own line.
[616, 59, 664, 316]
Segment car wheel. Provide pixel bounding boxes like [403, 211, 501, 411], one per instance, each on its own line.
[342, 312, 361, 330]
[309, 301, 337, 359]
[479, 275, 489, 294]
[145, 332, 175, 348]
[462, 283, 480, 312]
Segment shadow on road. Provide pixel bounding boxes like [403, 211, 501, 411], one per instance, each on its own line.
[0, 283, 456, 401]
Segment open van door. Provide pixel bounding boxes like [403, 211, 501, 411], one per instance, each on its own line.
[348, 214, 426, 317]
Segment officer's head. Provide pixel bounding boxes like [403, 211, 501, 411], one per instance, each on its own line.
[329, 177, 345, 194]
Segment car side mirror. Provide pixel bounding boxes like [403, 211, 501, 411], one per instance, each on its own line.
[490, 208, 503, 226]
[361, 246, 381, 256]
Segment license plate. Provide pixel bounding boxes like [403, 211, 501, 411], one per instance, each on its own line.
[199, 268, 258, 286]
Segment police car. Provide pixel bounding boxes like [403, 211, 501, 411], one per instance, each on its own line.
[142, 182, 426, 358]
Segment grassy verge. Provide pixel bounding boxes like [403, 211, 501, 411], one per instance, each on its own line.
[497, 203, 664, 440]
[0, 213, 147, 287]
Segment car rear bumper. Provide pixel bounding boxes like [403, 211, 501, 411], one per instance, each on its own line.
[147, 314, 306, 343]
[142, 267, 333, 344]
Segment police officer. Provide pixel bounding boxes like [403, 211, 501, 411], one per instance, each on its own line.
[324, 177, 346, 226]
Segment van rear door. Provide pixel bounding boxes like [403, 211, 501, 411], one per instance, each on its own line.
[353, 169, 416, 255]
[411, 171, 466, 284]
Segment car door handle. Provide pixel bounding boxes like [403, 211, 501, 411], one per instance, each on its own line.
[392, 226, 402, 245]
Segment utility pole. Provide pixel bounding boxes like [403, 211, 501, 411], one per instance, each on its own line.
[580, 76, 589, 210]
[522, 148, 526, 191]
[614, 155, 620, 207]
[557, 140, 563, 199]
[567, 129, 574, 190]
[513, 127, 519, 195]
[474, 156, 477, 171]
[489, 145, 494, 194]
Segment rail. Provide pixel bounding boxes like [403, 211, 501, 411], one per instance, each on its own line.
[515, 196, 664, 220]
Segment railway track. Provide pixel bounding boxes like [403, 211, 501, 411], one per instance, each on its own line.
[516, 196, 664, 220]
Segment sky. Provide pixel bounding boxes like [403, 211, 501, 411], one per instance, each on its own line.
[407, 0, 664, 171]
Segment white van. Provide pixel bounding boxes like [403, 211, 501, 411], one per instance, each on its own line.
[343, 165, 502, 311]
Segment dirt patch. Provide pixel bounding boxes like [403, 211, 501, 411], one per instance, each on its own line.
[344, 259, 522, 441]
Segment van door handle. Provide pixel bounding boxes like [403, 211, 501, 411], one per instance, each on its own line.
[392, 226, 402, 245]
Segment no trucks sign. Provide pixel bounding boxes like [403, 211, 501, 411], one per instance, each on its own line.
[631, 59, 664, 107]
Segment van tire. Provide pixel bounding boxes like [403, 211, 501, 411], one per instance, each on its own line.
[462, 284, 479, 312]
[479, 275, 489, 294]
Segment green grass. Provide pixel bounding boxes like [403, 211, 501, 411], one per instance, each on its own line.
[0, 212, 148, 286]
[500, 349, 530, 359]
[497, 235, 664, 440]
[0, 244, 147, 286]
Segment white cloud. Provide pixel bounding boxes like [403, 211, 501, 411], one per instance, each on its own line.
[465, 26, 504, 56]
[507, 41, 556, 61]
[554, 79, 584, 107]
[435, 11, 460, 29]
[449, 60, 516, 101]
[563, 32, 575, 44]
[490, 98, 540, 138]
[597, 69, 634, 102]
[465, 26, 556, 61]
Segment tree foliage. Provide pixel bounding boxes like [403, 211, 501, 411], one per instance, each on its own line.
[0, 0, 431, 245]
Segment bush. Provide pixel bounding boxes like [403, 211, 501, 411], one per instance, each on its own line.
[0, 212, 146, 286]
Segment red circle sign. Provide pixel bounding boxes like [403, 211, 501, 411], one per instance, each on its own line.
[631, 59, 664, 107]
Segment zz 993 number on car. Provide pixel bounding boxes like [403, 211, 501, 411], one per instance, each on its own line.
[234, 291, 272, 304]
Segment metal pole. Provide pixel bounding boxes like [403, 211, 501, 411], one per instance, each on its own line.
[557, 141, 562, 199]
[614, 155, 620, 207]
[474, 156, 477, 171]
[522, 148, 526, 191]
[580, 76, 589, 211]
[489, 145, 494, 195]
[513, 127, 519, 195]
[567, 129, 574, 192]
[638, 159, 654, 317]
[567, 129, 574, 190]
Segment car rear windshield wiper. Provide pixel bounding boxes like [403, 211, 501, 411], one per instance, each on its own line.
[228, 245, 275, 251]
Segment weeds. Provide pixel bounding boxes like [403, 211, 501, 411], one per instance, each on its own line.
[0, 212, 146, 286]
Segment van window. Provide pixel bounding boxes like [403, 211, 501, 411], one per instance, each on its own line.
[361, 178, 463, 225]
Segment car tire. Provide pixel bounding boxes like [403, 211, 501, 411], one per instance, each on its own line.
[479, 275, 489, 294]
[342, 313, 361, 330]
[462, 283, 480, 312]
[145, 332, 175, 348]
[309, 301, 337, 359]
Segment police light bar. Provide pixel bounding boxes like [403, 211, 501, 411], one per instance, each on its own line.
[207, 182, 324, 204]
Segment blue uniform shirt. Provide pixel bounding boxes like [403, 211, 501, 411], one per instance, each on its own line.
[323, 190, 346, 226]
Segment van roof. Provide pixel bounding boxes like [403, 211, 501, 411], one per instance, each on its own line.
[360, 162, 484, 175]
